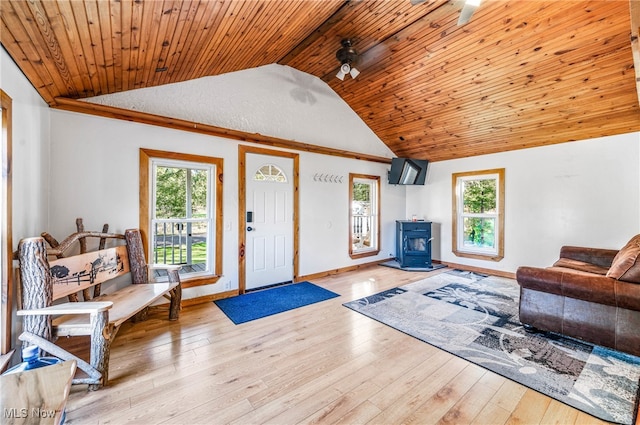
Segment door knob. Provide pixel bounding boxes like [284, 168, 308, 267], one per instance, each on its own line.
[247, 226, 254, 232]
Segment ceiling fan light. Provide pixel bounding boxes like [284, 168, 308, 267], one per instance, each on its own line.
[336, 39, 359, 81]
[458, 0, 481, 25]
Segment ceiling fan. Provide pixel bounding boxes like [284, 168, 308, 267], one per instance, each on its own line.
[411, 0, 482, 26]
[335, 39, 360, 80]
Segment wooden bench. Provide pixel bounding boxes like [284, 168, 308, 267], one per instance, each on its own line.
[16, 228, 182, 390]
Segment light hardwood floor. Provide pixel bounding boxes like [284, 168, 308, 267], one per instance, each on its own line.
[64, 266, 618, 424]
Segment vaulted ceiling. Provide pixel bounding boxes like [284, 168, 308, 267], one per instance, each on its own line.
[1, 0, 639, 161]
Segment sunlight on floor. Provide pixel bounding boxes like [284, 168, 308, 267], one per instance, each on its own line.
[346, 278, 380, 354]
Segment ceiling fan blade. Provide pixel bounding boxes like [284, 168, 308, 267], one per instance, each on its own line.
[457, 0, 481, 25]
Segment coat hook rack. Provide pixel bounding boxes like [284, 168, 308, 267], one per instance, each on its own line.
[313, 173, 344, 183]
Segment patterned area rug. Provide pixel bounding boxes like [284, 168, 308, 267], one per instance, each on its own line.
[343, 270, 640, 424]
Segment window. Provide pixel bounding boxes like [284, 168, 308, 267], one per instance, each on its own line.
[1, 90, 12, 360]
[349, 174, 380, 258]
[253, 164, 287, 182]
[452, 168, 505, 261]
[140, 149, 223, 287]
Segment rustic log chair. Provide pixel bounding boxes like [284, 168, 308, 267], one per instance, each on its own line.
[16, 224, 182, 390]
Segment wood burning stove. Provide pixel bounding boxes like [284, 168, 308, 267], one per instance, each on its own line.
[395, 220, 433, 268]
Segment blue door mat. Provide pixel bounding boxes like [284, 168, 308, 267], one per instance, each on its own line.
[214, 281, 339, 324]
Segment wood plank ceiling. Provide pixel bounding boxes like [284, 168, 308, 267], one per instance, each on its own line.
[1, 0, 639, 162]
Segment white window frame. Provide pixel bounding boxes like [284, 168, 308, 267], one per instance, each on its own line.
[452, 168, 505, 261]
[151, 159, 216, 279]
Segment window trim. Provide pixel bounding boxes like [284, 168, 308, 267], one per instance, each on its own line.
[349, 173, 381, 259]
[140, 149, 223, 288]
[452, 168, 505, 261]
[1, 90, 12, 360]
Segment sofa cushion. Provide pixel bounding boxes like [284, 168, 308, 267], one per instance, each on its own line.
[558, 246, 618, 269]
[551, 258, 609, 275]
[606, 234, 640, 283]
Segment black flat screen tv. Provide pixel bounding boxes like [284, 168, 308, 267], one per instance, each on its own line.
[388, 158, 428, 185]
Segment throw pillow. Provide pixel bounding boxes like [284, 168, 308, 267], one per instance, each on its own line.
[606, 234, 640, 283]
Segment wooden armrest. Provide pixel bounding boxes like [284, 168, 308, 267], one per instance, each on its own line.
[17, 301, 113, 316]
[148, 264, 182, 284]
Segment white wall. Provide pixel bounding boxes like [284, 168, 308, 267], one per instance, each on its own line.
[299, 154, 405, 273]
[49, 109, 405, 298]
[1, 47, 51, 351]
[408, 132, 640, 272]
[0, 47, 50, 242]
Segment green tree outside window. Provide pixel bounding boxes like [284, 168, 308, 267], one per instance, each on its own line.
[452, 168, 505, 261]
[155, 167, 208, 219]
[462, 179, 496, 249]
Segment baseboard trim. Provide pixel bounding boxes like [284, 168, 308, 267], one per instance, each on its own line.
[298, 258, 389, 282]
[436, 260, 516, 279]
[181, 289, 240, 307]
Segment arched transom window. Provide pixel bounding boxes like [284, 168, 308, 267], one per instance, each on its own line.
[254, 164, 287, 183]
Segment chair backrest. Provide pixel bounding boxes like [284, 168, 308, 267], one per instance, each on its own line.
[50, 245, 130, 301]
[18, 229, 147, 309]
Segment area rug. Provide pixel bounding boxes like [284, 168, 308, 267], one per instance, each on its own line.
[215, 281, 339, 324]
[343, 270, 640, 424]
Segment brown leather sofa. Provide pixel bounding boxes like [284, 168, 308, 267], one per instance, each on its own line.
[516, 234, 640, 357]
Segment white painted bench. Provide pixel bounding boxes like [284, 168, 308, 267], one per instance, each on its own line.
[17, 228, 182, 390]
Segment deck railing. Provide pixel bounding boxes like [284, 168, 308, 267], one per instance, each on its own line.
[152, 220, 210, 277]
[352, 214, 372, 248]
[154, 221, 191, 265]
